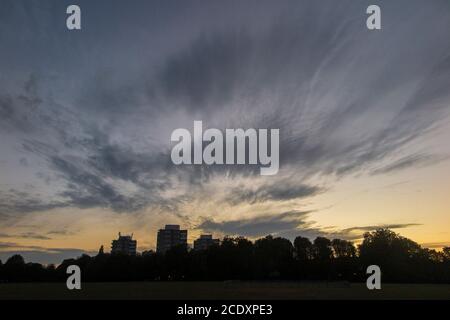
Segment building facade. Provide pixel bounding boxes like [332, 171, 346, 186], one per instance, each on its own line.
[156, 225, 188, 253]
[193, 234, 220, 251]
[111, 233, 137, 255]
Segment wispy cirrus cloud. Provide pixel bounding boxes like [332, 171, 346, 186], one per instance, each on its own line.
[0, 1, 449, 264]
[0, 232, 52, 240]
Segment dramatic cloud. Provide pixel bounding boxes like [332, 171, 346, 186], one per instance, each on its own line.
[198, 210, 312, 238]
[0, 0, 449, 262]
[340, 224, 422, 234]
[197, 212, 423, 242]
[224, 183, 322, 205]
[0, 189, 67, 215]
[2, 1, 450, 216]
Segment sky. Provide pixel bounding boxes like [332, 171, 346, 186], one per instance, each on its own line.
[0, 0, 450, 264]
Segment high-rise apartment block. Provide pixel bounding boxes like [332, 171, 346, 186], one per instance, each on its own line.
[156, 225, 188, 253]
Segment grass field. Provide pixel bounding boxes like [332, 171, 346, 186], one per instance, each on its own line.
[0, 282, 449, 300]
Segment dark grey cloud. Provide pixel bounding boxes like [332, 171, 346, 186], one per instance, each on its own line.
[153, 32, 255, 114]
[15, 124, 175, 213]
[0, 75, 43, 133]
[322, 223, 424, 241]
[0, 189, 67, 215]
[198, 216, 422, 242]
[52, 155, 135, 210]
[225, 183, 322, 205]
[341, 223, 422, 233]
[147, 2, 450, 181]
[0, 242, 95, 265]
[0, 242, 21, 249]
[198, 210, 311, 238]
[51, 155, 170, 213]
[46, 229, 75, 236]
[371, 154, 448, 175]
[0, 232, 51, 240]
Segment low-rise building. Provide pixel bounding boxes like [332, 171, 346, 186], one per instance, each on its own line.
[111, 233, 137, 255]
[193, 234, 220, 251]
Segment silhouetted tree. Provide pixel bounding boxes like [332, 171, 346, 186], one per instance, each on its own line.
[0, 229, 448, 283]
[294, 236, 313, 261]
[312, 237, 333, 261]
[443, 247, 450, 261]
[359, 228, 430, 282]
[6, 254, 25, 265]
[209, 236, 253, 280]
[332, 239, 356, 258]
[164, 244, 189, 280]
[254, 235, 294, 279]
[3, 255, 26, 282]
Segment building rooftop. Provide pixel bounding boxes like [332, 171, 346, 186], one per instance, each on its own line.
[117, 232, 134, 239]
[164, 224, 181, 230]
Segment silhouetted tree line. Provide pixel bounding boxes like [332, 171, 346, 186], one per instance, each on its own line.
[0, 229, 449, 283]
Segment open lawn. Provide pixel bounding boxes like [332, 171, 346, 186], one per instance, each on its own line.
[0, 282, 449, 300]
